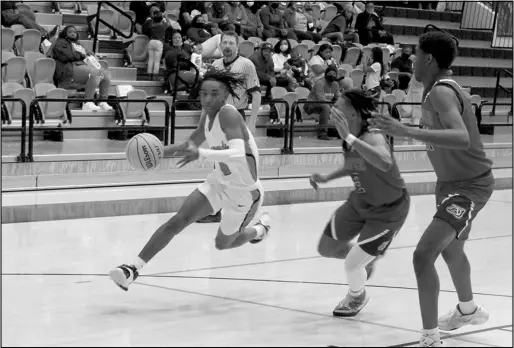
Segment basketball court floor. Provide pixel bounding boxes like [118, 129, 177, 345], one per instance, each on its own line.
[2, 190, 512, 347]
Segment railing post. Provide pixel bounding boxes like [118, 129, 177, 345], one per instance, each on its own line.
[19, 100, 27, 162]
[491, 71, 501, 115]
[282, 101, 290, 154]
[28, 101, 35, 161]
[92, 1, 102, 55]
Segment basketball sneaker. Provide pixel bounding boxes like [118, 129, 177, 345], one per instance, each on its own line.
[332, 289, 369, 317]
[419, 334, 442, 347]
[109, 264, 139, 291]
[438, 305, 490, 331]
[250, 212, 272, 244]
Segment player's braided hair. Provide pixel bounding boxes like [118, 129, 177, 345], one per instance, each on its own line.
[201, 67, 247, 100]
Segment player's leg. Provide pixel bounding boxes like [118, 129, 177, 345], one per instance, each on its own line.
[333, 218, 406, 317]
[214, 187, 270, 250]
[109, 178, 221, 291]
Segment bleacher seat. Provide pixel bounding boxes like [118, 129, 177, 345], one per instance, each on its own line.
[238, 41, 255, 58]
[322, 5, 338, 22]
[288, 39, 299, 49]
[2, 82, 35, 126]
[310, 4, 321, 21]
[116, 87, 149, 126]
[34, 83, 69, 125]
[271, 86, 287, 120]
[332, 45, 342, 64]
[127, 35, 149, 63]
[392, 89, 406, 103]
[2, 57, 27, 85]
[382, 47, 391, 67]
[25, 52, 55, 87]
[87, 5, 115, 36]
[350, 68, 364, 88]
[266, 38, 279, 47]
[340, 63, 353, 77]
[248, 37, 262, 48]
[301, 40, 315, 50]
[16, 3, 31, 12]
[342, 47, 360, 67]
[117, 10, 136, 38]
[2, 28, 15, 52]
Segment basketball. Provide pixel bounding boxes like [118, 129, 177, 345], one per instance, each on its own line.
[125, 133, 164, 171]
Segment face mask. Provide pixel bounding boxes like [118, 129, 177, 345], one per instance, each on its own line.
[247, 1, 254, 7]
[280, 45, 288, 52]
[271, 3, 280, 9]
[402, 53, 411, 59]
[325, 75, 337, 82]
[153, 14, 163, 22]
[195, 22, 205, 28]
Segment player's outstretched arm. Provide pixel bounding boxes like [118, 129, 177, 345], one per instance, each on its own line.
[163, 110, 207, 158]
[310, 167, 351, 190]
[197, 106, 247, 163]
[405, 85, 470, 149]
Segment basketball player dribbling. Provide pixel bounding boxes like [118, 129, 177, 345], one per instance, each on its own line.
[109, 68, 271, 291]
[310, 90, 410, 317]
[371, 31, 494, 347]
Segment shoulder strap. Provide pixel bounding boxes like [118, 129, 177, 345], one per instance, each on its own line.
[433, 79, 464, 112]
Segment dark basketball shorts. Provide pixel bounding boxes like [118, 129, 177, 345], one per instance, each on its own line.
[323, 190, 410, 256]
[434, 170, 494, 240]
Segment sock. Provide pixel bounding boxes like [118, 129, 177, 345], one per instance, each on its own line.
[349, 287, 365, 297]
[344, 245, 374, 296]
[133, 256, 146, 271]
[459, 299, 477, 315]
[253, 224, 266, 239]
[347, 267, 367, 295]
[422, 327, 439, 337]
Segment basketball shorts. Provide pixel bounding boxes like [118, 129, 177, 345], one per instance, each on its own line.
[434, 169, 494, 240]
[324, 190, 410, 256]
[198, 173, 263, 236]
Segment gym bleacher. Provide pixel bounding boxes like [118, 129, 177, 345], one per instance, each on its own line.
[1, 1, 512, 223]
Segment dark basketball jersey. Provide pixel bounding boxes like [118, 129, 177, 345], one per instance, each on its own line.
[421, 77, 493, 182]
[343, 130, 406, 207]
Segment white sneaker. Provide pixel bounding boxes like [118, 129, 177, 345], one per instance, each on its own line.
[332, 289, 370, 317]
[438, 305, 490, 331]
[419, 334, 442, 347]
[99, 102, 113, 111]
[249, 212, 271, 244]
[82, 102, 101, 111]
[109, 264, 139, 291]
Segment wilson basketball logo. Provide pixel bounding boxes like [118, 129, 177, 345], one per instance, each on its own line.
[446, 204, 466, 219]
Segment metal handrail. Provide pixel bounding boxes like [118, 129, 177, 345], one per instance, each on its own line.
[480, 101, 513, 124]
[1, 98, 27, 162]
[27, 98, 170, 161]
[490, 69, 513, 115]
[424, 24, 460, 47]
[92, 1, 135, 54]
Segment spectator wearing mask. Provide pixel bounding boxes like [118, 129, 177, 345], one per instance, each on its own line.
[249, 42, 276, 99]
[363, 46, 385, 97]
[259, 1, 297, 39]
[308, 43, 339, 82]
[304, 64, 341, 140]
[272, 39, 292, 73]
[142, 10, 169, 80]
[355, 2, 394, 46]
[391, 45, 414, 74]
[178, 2, 205, 32]
[51, 25, 112, 112]
[283, 2, 323, 43]
[186, 15, 213, 44]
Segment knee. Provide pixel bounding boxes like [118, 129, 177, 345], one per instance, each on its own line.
[214, 235, 233, 250]
[413, 247, 438, 272]
[318, 243, 338, 258]
[101, 70, 111, 82]
[441, 247, 465, 264]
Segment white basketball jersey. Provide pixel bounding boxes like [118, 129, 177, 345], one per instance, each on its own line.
[204, 105, 260, 190]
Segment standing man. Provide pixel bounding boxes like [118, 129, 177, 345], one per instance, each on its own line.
[199, 30, 261, 223]
[371, 31, 493, 347]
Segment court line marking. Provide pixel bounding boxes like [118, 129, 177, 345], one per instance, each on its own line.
[499, 327, 512, 332]
[384, 324, 513, 347]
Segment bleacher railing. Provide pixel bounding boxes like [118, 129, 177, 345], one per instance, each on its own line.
[27, 98, 170, 161]
[424, 24, 460, 47]
[1, 98, 28, 162]
[91, 1, 135, 54]
[460, 1, 496, 30]
[491, 69, 513, 116]
[481, 102, 513, 124]
[491, 1, 512, 48]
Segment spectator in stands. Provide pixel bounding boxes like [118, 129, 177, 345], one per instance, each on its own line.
[206, 2, 236, 32]
[186, 15, 213, 44]
[1, 1, 56, 39]
[321, 4, 360, 44]
[363, 46, 385, 97]
[391, 45, 414, 74]
[226, 1, 258, 39]
[142, 10, 169, 80]
[163, 30, 195, 88]
[190, 43, 207, 76]
[397, 73, 411, 93]
[283, 2, 323, 43]
[355, 2, 394, 46]
[179, 2, 206, 32]
[130, 1, 165, 34]
[51, 25, 112, 112]
[272, 39, 292, 73]
[308, 43, 339, 82]
[243, 2, 270, 40]
[304, 64, 341, 140]
[260, 1, 297, 39]
[249, 42, 276, 99]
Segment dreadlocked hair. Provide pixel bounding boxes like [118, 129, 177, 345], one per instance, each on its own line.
[201, 67, 247, 100]
[341, 89, 393, 151]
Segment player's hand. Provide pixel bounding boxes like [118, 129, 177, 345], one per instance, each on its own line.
[329, 107, 350, 139]
[369, 112, 409, 137]
[309, 173, 328, 190]
[176, 142, 199, 168]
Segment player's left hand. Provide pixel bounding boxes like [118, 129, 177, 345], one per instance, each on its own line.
[329, 107, 350, 139]
[176, 142, 199, 168]
[369, 113, 409, 137]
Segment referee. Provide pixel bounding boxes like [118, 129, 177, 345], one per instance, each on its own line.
[198, 31, 262, 223]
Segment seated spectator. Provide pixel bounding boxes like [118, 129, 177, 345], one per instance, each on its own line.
[259, 2, 297, 39]
[243, 1, 270, 40]
[190, 43, 207, 76]
[179, 1, 205, 32]
[363, 46, 385, 97]
[226, 1, 258, 39]
[186, 15, 213, 44]
[303, 65, 341, 140]
[1, 1, 56, 38]
[163, 30, 196, 90]
[397, 73, 411, 93]
[206, 2, 236, 32]
[272, 39, 292, 73]
[249, 42, 276, 99]
[321, 4, 360, 44]
[288, 53, 310, 89]
[51, 25, 112, 112]
[391, 45, 414, 74]
[355, 2, 394, 46]
[308, 43, 339, 82]
[142, 10, 169, 80]
[283, 2, 322, 43]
